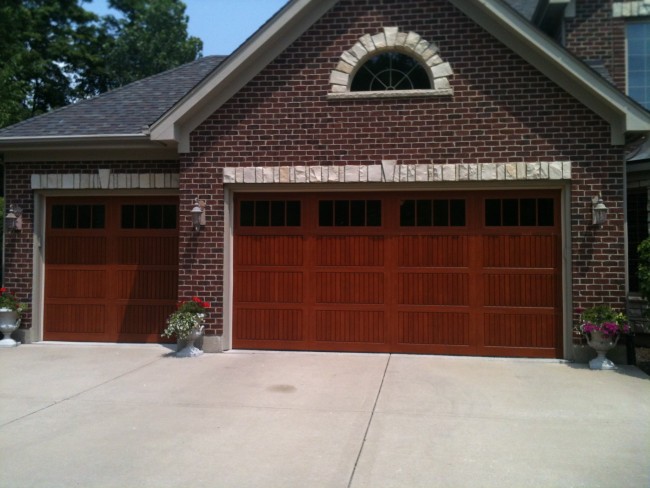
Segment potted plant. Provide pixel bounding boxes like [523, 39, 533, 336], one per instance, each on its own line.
[0, 287, 28, 347]
[162, 296, 210, 357]
[575, 305, 630, 370]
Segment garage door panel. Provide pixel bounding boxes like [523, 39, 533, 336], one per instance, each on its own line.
[316, 272, 384, 304]
[46, 304, 106, 333]
[46, 270, 107, 298]
[398, 235, 468, 267]
[316, 236, 384, 266]
[483, 235, 558, 268]
[484, 274, 558, 307]
[315, 310, 385, 343]
[116, 304, 176, 336]
[115, 270, 178, 300]
[233, 191, 562, 358]
[236, 236, 304, 266]
[117, 237, 178, 265]
[235, 271, 304, 303]
[44, 197, 179, 343]
[398, 273, 469, 305]
[235, 309, 304, 341]
[484, 313, 558, 348]
[46, 236, 107, 265]
[398, 312, 471, 345]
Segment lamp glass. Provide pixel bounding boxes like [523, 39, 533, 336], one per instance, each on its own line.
[191, 206, 203, 231]
[592, 198, 607, 226]
[5, 212, 17, 231]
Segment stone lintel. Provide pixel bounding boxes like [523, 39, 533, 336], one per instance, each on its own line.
[222, 162, 572, 185]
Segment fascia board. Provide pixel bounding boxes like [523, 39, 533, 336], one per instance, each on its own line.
[150, 0, 339, 151]
[0, 133, 160, 150]
[451, 0, 650, 144]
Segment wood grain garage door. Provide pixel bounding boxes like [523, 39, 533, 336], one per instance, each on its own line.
[233, 191, 562, 358]
[44, 197, 179, 343]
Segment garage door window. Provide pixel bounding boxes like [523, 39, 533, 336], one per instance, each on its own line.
[51, 204, 105, 229]
[121, 204, 177, 229]
[400, 199, 465, 227]
[240, 200, 301, 227]
[319, 200, 381, 227]
[485, 198, 554, 227]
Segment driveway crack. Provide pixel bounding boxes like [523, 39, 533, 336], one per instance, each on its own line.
[347, 353, 391, 488]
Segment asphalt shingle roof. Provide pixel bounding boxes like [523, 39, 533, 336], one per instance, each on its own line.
[0, 55, 226, 139]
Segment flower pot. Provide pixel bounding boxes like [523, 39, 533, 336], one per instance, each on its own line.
[586, 330, 619, 370]
[176, 325, 204, 358]
[0, 308, 20, 348]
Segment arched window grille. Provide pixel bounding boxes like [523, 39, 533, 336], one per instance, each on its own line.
[351, 52, 431, 91]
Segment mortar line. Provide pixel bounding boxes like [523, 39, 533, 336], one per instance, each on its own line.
[0, 355, 165, 428]
[347, 353, 392, 488]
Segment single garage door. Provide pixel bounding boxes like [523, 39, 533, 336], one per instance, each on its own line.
[233, 191, 562, 358]
[44, 196, 179, 343]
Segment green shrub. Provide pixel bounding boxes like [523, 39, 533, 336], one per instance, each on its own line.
[638, 237, 650, 303]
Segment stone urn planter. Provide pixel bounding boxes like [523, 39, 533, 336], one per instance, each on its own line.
[162, 297, 210, 358]
[176, 325, 205, 358]
[0, 308, 21, 348]
[575, 305, 630, 371]
[586, 330, 619, 370]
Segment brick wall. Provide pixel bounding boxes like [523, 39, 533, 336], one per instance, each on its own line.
[182, 0, 627, 336]
[564, 0, 626, 90]
[3, 160, 179, 330]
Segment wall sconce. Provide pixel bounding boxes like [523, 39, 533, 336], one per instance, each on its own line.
[592, 194, 608, 226]
[4, 204, 23, 232]
[191, 198, 206, 232]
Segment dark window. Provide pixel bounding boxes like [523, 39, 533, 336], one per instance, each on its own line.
[51, 205, 105, 229]
[351, 52, 431, 91]
[627, 22, 650, 109]
[628, 190, 648, 292]
[121, 205, 177, 229]
[485, 198, 554, 227]
[319, 200, 382, 227]
[401, 199, 466, 227]
[239, 200, 301, 227]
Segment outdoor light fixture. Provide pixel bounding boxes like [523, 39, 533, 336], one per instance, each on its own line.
[592, 194, 608, 226]
[191, 198, 206, 232]
[4, 204, 23, 232]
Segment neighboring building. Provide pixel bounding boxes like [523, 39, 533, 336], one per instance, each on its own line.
[1, 0, 649, 359]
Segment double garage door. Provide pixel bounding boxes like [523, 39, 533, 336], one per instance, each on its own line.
[44, 197, 179, 343]
[233, 191, 563, 358]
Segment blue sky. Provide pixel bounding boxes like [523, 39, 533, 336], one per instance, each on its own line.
[87, 0, 289, 55]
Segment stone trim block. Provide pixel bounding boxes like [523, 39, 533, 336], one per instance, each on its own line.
[329, 26, 454, 97]
[31, 170, 180, 190]
[222, 162, 572, 184]
[613, 1, 650, 17]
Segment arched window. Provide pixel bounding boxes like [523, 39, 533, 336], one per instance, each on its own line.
[351, 52, 431, 91]
[328, 27, 453, 99]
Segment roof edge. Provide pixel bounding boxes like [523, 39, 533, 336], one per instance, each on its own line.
[149, 0, 339, 151]
[451, 0, 650, 144]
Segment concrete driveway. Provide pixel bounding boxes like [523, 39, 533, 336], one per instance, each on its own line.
[1, 344, 648, 488]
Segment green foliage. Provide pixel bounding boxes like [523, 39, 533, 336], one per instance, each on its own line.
[637, 237, 650, 303]
[162, 311, 204, 340]
[101, 0, 202, 89]
[0, 0, 104, 126]
[0, 0, 202, 129]
[0, 287, 28, 316]
[579, 305, 627, 327]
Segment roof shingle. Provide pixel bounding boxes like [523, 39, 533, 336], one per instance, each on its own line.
[0, 55, 225, 139]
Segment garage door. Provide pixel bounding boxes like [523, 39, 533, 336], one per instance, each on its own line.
[233, 191, 562, 358]
[44, 197, 179, 343]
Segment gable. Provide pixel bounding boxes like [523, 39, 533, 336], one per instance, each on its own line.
[185, 0, 621, 171]
[149, 0, 650, 151]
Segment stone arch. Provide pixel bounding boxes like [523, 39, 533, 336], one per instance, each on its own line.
[329, 27, 453, 96]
